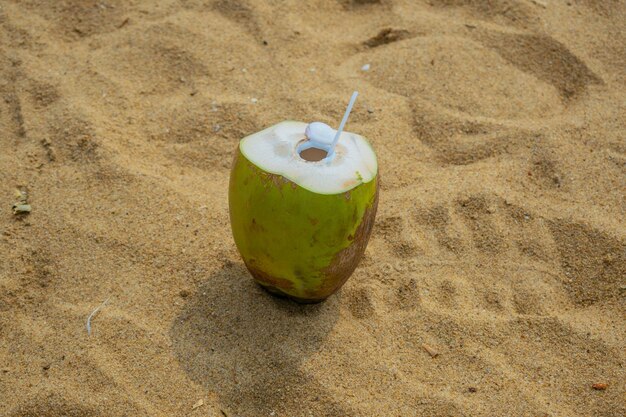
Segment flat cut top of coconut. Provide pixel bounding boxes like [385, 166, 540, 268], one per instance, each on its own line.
[240, 121, 377, 195]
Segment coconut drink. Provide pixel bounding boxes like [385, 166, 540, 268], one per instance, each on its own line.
[228, 92, 379, 302]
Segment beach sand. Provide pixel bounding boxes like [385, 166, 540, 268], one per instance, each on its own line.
[0, 0, 624, 416]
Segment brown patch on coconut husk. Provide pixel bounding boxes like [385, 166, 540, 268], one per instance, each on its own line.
[318, 176, 380, 298]
[257, 282, 327, 304]
[245, 261, 295, 291]
[259, 169, 293, 190]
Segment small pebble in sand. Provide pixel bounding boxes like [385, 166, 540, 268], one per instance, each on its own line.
[251, 98, 258, 104]
[422, 343, 439, 358]
[591, 383, 608, 390]
[12, 188, 31, 215]
[12, 204, 31, 214]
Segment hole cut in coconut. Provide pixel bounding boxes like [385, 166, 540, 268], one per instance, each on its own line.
[299, 146, 328, 162]
[297, 139, 330, 162]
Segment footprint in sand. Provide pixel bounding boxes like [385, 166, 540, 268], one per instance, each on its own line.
[357, 35, 572, 120]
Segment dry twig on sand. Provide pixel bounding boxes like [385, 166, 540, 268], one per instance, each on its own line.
[86, 297, 111, 336]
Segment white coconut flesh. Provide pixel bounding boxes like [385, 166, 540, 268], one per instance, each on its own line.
[240, 121, 378, 195]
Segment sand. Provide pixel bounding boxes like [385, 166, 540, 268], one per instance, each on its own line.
[0, 0, 624, 416]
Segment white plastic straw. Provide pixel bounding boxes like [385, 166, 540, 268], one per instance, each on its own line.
[327, 91, 359, 160]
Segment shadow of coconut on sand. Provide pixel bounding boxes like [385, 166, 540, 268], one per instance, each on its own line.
[170, 262, 352, 416]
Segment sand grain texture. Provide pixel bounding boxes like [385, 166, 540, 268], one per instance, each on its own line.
[0, 0, 624, 416]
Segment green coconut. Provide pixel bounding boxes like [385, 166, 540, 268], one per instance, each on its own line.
[229, 120, 379, 302]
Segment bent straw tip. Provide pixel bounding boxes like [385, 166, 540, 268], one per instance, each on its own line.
[327, 91, 359, 160]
